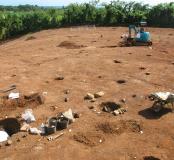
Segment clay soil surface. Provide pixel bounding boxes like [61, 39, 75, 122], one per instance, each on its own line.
[0, 27, 174, 160]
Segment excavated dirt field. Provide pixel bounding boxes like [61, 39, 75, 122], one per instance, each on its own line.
[0, 27, 174, 160]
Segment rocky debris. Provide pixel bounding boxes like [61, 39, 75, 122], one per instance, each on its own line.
[94, 91, 105, 98]
[113, 108, 127, 116]
[1, 92, 45, 109]
[20, 123, 30, 132]
[113, 59, 122, 63]
[171, 62, 174, 65]
[55, 76, 64, 80]
[101, 102, 121, 113]
[98, 75, 102, 79]
[6, 140, 12, 146]
[85, 93, 95, 100]
[117, 79, 126, 84]
[100, 101, 127, 116]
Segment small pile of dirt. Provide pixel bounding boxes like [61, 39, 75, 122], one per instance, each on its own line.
[73, 132, 104, 147]
[96, 120, 142, 135]
[0, 118, 21, 136]
[1, 93, 44, 110]
[58, 41, 87, 49]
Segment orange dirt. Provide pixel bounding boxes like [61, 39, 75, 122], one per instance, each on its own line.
[0, 27, 174, 160]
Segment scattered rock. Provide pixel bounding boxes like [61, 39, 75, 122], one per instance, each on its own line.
[146, 54, 152, 57]
[139, 67, 146, 70]
[64, 97, 69, 102]
[90, 99, 96, 102]
[88, 106, 94, 110]
[55, 76, 64, 80]
[98, 76, 102, 79]
[6, 140, 12, 146]
[64, 89, 70, 94]
[94, 91, 105, 98]
[171, 62, 174, 65]
[132, 94, 137, 98]
[73, 113, 80, 118]
[145, 72, 151, 75]
[11, 74, 16, 77]
[128, 52, 132, 55]
[20, 123, 30, 132]
[117, 80, 126, 84]
[113, 60, 121, 63]
[85, 93, 95, 100]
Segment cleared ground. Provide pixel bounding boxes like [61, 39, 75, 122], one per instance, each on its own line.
[0, 27, 174, 160]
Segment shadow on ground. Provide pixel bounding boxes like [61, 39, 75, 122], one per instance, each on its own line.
[138, 107, 172, 119]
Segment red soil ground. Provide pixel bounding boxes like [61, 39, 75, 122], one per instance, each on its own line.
[0, 27, 174, 160]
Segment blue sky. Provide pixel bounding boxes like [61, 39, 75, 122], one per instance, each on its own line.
[0, 0, 173, 6]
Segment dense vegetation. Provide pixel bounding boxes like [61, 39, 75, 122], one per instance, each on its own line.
[0, 1, 174, 40]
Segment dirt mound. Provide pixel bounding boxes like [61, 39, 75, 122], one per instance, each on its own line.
[73, 132, 104, 147]
[58, 41, 87, 49]
[96, 120, 142, 135]
[1, 93, 44, 110]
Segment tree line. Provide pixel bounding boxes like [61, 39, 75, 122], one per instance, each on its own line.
[0, 1, 174, 40]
